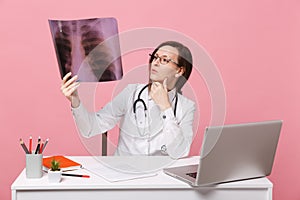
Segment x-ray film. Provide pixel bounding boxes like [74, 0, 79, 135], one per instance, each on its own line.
[49, 17, 123, 82]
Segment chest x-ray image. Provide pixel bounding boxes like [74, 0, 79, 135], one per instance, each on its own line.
[49, 17, 123, 82]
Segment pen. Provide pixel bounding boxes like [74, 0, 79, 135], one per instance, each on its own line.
[61, 173, 90, 178]
[29, 136, 32, 154]
[19, 138, 30, 154]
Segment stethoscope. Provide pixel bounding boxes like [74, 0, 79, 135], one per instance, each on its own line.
[133, 83, 178, 115]
[133, 83, 178, 134]
[132, 83, 178, 155]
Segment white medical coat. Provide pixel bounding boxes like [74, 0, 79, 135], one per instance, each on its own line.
[72, 84, 196, 159]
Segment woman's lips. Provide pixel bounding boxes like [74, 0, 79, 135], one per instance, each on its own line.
[151, 69, 158, 73]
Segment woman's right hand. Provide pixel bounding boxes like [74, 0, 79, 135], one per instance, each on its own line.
[61, 72, 81, 108]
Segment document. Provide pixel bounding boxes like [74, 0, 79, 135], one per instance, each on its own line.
[85, 162, 157, 182]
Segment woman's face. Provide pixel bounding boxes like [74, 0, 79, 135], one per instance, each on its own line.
[149, 45, 181, 88]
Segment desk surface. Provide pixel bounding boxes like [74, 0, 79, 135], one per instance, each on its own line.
[12, 156, 272, 190]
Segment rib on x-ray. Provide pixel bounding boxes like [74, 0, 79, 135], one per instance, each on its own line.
[49, 17, 123, 82]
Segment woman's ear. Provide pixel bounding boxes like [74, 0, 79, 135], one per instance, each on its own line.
[175, 67, 185, 78]
[178, 67, 185, 75]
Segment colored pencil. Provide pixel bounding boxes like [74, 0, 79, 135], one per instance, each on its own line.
[62, 173, 90, 178]
[29, 136, 32, 154]
[20, 138, 30, 154]
[42, 138, 49, 153]
[39, 141, 44, 154]
[35, 136, 41, 154]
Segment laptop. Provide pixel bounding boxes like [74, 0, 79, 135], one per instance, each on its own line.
[163, 120, 282, 186]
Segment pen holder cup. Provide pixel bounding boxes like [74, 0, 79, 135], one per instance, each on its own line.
[26, 154, 43, 178]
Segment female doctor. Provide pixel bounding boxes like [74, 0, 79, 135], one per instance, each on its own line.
[61, 41, 195, 159]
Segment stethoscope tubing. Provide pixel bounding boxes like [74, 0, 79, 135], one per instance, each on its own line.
[133, 84, 178, 117]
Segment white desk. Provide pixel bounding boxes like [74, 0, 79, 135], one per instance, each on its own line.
[11, 156, 273, 200]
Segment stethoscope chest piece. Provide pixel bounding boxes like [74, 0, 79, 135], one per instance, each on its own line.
[134, 103, 148, 128]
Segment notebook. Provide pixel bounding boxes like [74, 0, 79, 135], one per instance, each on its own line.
[163, 120, 282, 186]
[43, 155, 82, 171]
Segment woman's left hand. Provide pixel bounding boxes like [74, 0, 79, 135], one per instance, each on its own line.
[150, 78, 172, 111]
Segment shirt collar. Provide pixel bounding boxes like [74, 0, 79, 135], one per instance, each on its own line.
[168, 87, 177, 102]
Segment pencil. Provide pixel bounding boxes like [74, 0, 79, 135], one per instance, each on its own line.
[62, 173, 90, 178]
[35, 136, 41, 154]
[39, 141, 44, 154]
[19, 138, 30, 154]
[42, 138, 49, 153]
[29, 136, 32, 154]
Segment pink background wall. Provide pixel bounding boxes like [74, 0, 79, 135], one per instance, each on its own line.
[1, 0, 299, 199]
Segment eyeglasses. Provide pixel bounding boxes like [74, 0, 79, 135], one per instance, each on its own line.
[149, 53, 179, 67]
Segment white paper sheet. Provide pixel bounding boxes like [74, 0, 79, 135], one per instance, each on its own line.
[85, 163, 157, 182]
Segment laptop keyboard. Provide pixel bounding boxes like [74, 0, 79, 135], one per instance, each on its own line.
[186, 172, 197, 179]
